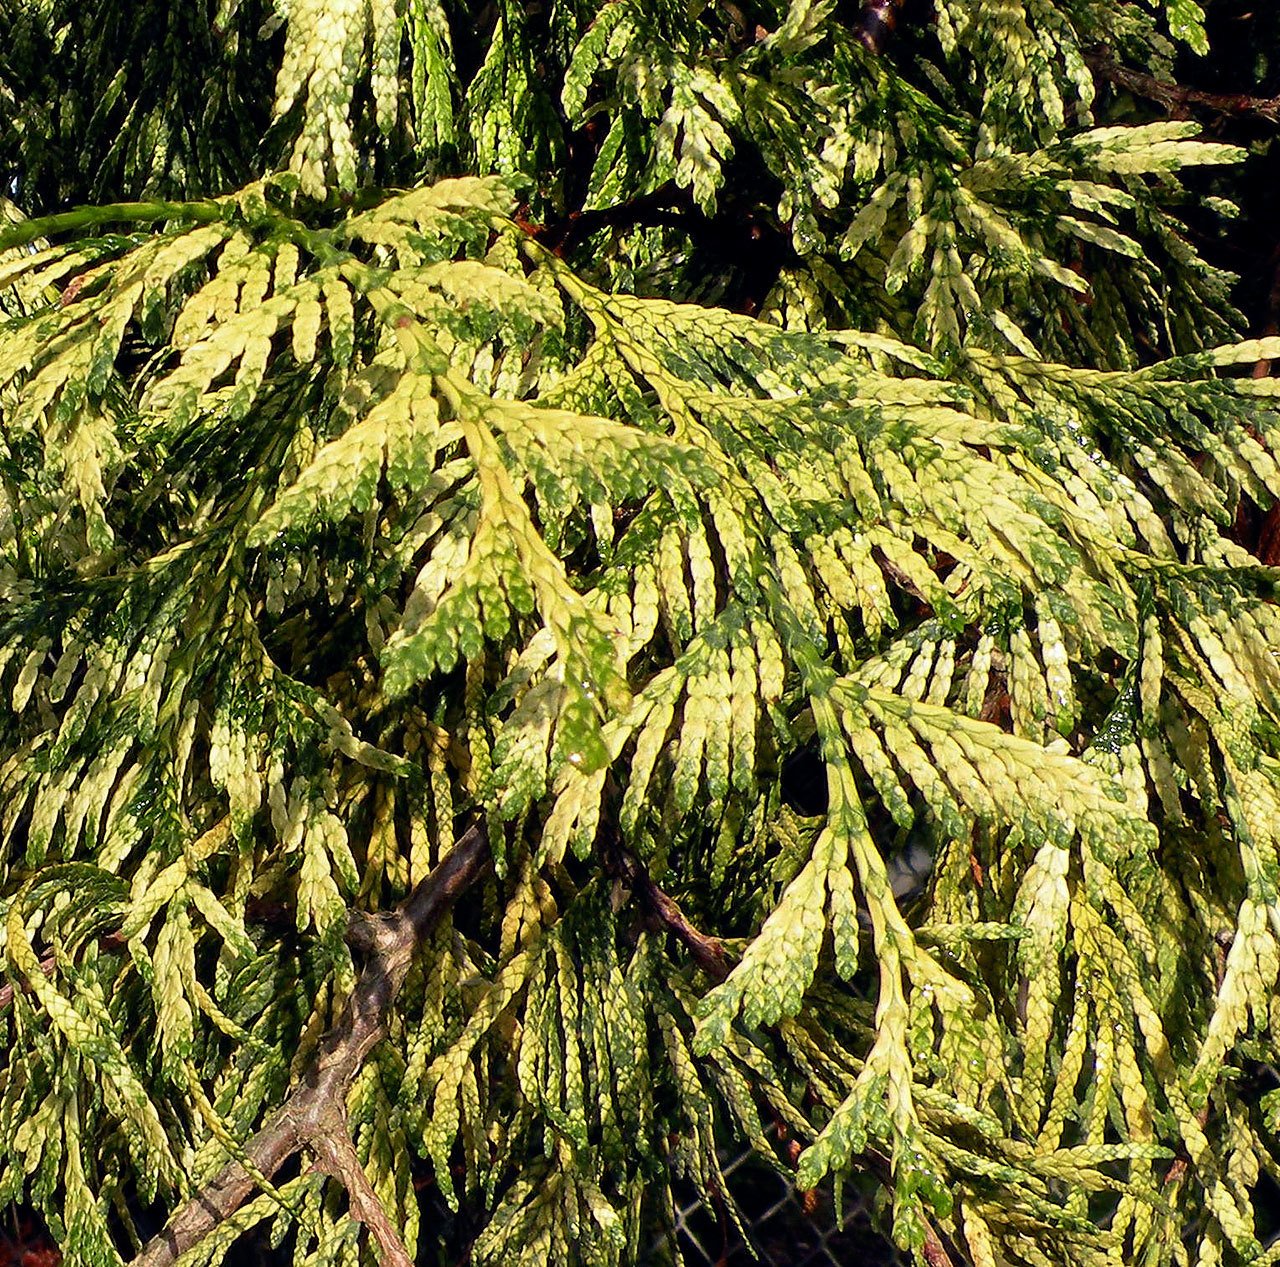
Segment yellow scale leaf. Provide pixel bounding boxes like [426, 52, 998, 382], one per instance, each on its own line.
[153, 902, 197, 1067]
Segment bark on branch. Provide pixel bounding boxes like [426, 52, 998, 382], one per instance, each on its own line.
[0, 932, 126, 1012]
[130, 822, 490, 1267]
[596, 798, 730, 981]
[619, 852, 731, 981]
[1087, 47, 1280, 123]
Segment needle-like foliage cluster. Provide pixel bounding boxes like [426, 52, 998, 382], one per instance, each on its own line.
[2, 2, 1280, 1266]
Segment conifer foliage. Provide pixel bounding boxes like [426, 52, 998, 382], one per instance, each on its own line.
[2, 2, 1280, 1265]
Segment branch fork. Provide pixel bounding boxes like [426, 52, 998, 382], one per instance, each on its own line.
[131, 823, 490, 1267]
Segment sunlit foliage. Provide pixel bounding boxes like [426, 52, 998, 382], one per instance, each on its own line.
[2, 3, 1279, 1266]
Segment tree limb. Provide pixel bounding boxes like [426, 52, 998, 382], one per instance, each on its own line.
[624, 857, 731, 981]
[595, 796, 730, 981]
[130, 822, 490, 1267]
[310, 1113, 414, 1267]
[0, 932, 126, 1012]
[920, 1221, 957, 1267]
[1087, 47, 1280, 123]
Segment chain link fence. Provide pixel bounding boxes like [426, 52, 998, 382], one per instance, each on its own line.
[656, 1146, 905, 1267]
[655, 1096, 1280, 1267]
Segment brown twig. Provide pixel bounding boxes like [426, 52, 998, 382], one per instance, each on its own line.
[862, 1148, 956, 1267]
[0, 957, 56, 1012]
[0, 932, 127, 1012]
[626, 858, 731, 981]
[310, 1124, 414, 1267]
[920, 1221, 957, 1267]
[517, 186, 685, 256]
[1087, 47, 1280, 123]
[130, 822, 490, 1267]
[597, 805, 729, 980]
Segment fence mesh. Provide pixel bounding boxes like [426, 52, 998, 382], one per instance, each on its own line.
[652, 1097, 1280, 1267]
[655, 1146, 905, 1267]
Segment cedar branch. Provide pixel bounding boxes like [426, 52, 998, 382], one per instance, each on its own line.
[863, 1148, 956, 1267]
[1087, 47, 1280, 123]
[130, 822, 490, 1267]
[624, 856, 730, 981]
[0, 932, 127, 1012]
[310, 1114, 414, 1267]
[596, 791, 729, 981]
